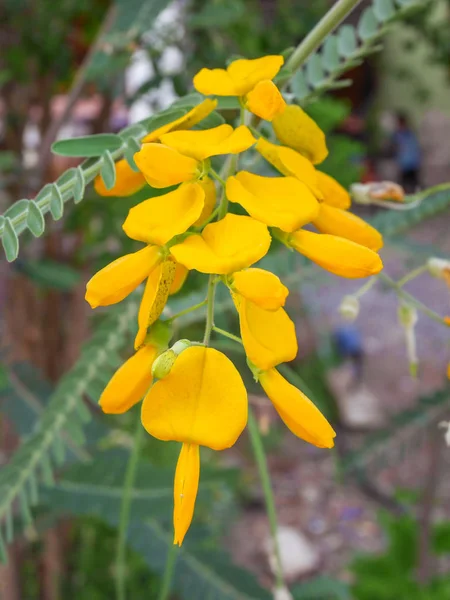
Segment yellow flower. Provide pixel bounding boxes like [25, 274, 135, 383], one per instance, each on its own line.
[316, 171, 351, 209]
[134, 144, 199, 189]
[444, 316, 450, 327]
[193, 55, 284, 96]
[173, 443, 200, 546]
[255, 138, 323, 199]
[135, 259, 177, 349]
[94, 159, 146, 197]
[99, 344, 157, 414]
[142, 99, 218, 143]
[232, 291, 297, 371]
[447, 363, 450, 379]
[272, 104, 328, 165]
[312, 203, 384, 251]
[122, 181, 205, 246]
[170, 213, 271, 274]
[259, 369, 336, 448]
[142, 346, 247, 545]
[226, 171, 319, 232]
[160, 124, 256, 161]
[170, 263, 189, 295]
[286, 229, 383, 279]
[245, 80, 286, 121]
[85, 244, 163, 308]
[193, 177, 216, 227]
[229, 268, 288, 311]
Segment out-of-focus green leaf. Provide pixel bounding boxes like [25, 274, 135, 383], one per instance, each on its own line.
[17, 259, 81, 290]
[52, 134, 123, 157]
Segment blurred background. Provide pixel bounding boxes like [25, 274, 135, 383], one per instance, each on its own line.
[0, 0, 449, 599]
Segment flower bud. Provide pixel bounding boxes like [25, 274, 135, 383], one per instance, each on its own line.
[151, 339, 191, 379]
[339, 295, 360, 321]
[274, 586, 294, 600]
[145, 320, 173, 352]
[439, 421, 450, 447]
[350, 183, 372, 205]
[398, 303, 418, 377]
[427, 257, 450, 280]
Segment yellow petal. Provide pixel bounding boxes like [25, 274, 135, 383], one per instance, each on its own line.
[230, 268, 288, 311]
[135, 260, 177, 349]
[173, 443, 200, 546]
[194, 55, 284, 96]
[141, 346, 247, 450]
[289, 229, 383, 278]
[142, 99, 218, 143]
[192, 177, 216, 227]
[233, 293, 297, 370]
[169, 263, 189, 295]
[316, 171, 351, 209]
[94, 159, 146, 197]
[259, 369, 336, 448]
[170, 213, 271, 274]
[273, 104, 328, 165]
[255, 138, 323, 199]
[85, 245, 162, 308]
[99, 345, 156, 414]
[313, 204, 383, 251]
[245, 80, 286, 121]
[160, 125, 255, 161]
[134, 143, 198, 188]
[226, 171, 319, 232]
[123, 182, 205, 245]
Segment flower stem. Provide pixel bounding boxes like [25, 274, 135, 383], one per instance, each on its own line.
[157, 542, 178, 600]
[203, 275, 217, 345]
[353, 276, 377, 299]
[115, 417, 145, 600]
[212, 326, 243, 345]
[397, 265, 428, 288]
[167, 298, 207, 323]
[285, 0, 363, 73]
[210, 168, 226, 186]
[247, 408, 285, 591]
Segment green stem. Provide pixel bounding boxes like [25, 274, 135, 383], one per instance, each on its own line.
[167, 299, 207, 323]
[285, 0, 363, 73]
[203, 275, 217, 345]
[247, 409, 285, 591]
[212, 326, 243, 345]
[397, 265, 428, 288]
[115, 417, 145, 600]
[157, 543, 178, 600]
[354, 276, 377, 299]
[378, 273, 447, 326]
[210, 168, 226, 187]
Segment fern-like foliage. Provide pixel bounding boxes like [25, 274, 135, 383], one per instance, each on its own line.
[0, 298, 138, 558]
[291, 0, 427, 103]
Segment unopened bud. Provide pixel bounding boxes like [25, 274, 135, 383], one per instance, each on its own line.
[398, 303, 418, 377]
[351, 181, 405, 205]
[145, 320, 173, 352]
[398, 303, 418, 329]
[151, 339, 191, 379]
[274, 586, 294, 600]
[339, 295, 360, 321]
[427, 257, 450, 280]
[439, 421, 450, 447]
[350, 183, 372, 205]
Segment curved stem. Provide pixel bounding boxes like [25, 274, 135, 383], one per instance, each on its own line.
[397, 265, 427, 288]
[115, 417, 145, 600]
[353, 276, 377, 299]
[210, 168, 226, 187]
[285, 0, 363, 74]
[212, 326, 243, 345]
[203, 275, 217, 345]
[247, 409, 285, 591]
[157, 543, 178, 600]
[167, 298, 207, 323]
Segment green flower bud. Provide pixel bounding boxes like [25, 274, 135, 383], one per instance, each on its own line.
[339, 295, 359, 321]
[427, 257, 450, 280]
[151, 339, 192, 379]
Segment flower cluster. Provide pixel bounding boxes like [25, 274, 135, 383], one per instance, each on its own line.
[86, 55, 383, 545]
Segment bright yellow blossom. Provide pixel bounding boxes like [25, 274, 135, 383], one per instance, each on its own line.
[170, 213, 271, 274]
[99, 344, 157, 414]
[312, 203, 384, 251]
[259, 368, 336, 448]
[286, 229, 383, 279]
[193, 177, 216, 227]
[170, 264, 189, 295]
[94, 159, 146, 197]
[229, 268, 288, 311]
[193, 55, 284, 97]
[134, 144, 199, 189]
[226, 171, 319, 232]
[272, 104, 328, 164]
[173, 443, 200, 546]
[316, 170, 351, 209]
[444, 316, 450, 327]
[245, 80, 286, 121]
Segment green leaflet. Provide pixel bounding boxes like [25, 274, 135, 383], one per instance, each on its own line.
[51, 134, 123, 158]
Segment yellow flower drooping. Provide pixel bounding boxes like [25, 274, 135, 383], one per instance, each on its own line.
[169, 263, 189, 295]
[99, 344, 157, 414]
[134, 144, 199, 189]
[286, 229, 383, 278]
[272, 104, 328, 164]
[259, 369, 336, 448]
[229, 268, 289, 311]
[173, 443, 200, 546]
[312, 203, 384, 251]
[193, 177, 217, 226]
[316, 170, 351, 209]
[226, 171, 319, 232]
[193, 55, 284, 96]
[245, 80, 286, 121]
[170, 213, 271, 274]
[94, 159, 146, 197]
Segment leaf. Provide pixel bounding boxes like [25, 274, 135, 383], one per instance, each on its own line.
[216, 97, 241, 110]
[18, 259, 81, 291]
[322, 35, 340, 72]
[100, 150, 116, 190]
[51, 134, 123, 157]
[374, 0, 396, 21]
[291, 70, 310, 100]
[49, 184, 64, 220]
[123, 137, 141, 172]
[26, 200, 45, 237]
[4, 199, 29, 220]
[140, 109, 187, 135]
[358, 8, 380, 41]
[171, 93, 204, 109]
[306, 54, 325, 87]
[292, 576, 351, 599]
[73, 167, 85, 204]
[194, 111, 226, 129]
[337, 25, 357, 57]
[2, 217, 19, 262]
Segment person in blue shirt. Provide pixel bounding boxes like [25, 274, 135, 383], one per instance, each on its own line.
[393, 112, 421, 192]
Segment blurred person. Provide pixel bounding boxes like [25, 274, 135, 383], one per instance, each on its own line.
[392, 111, 421, 192]
[333, 324, 365, 385]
